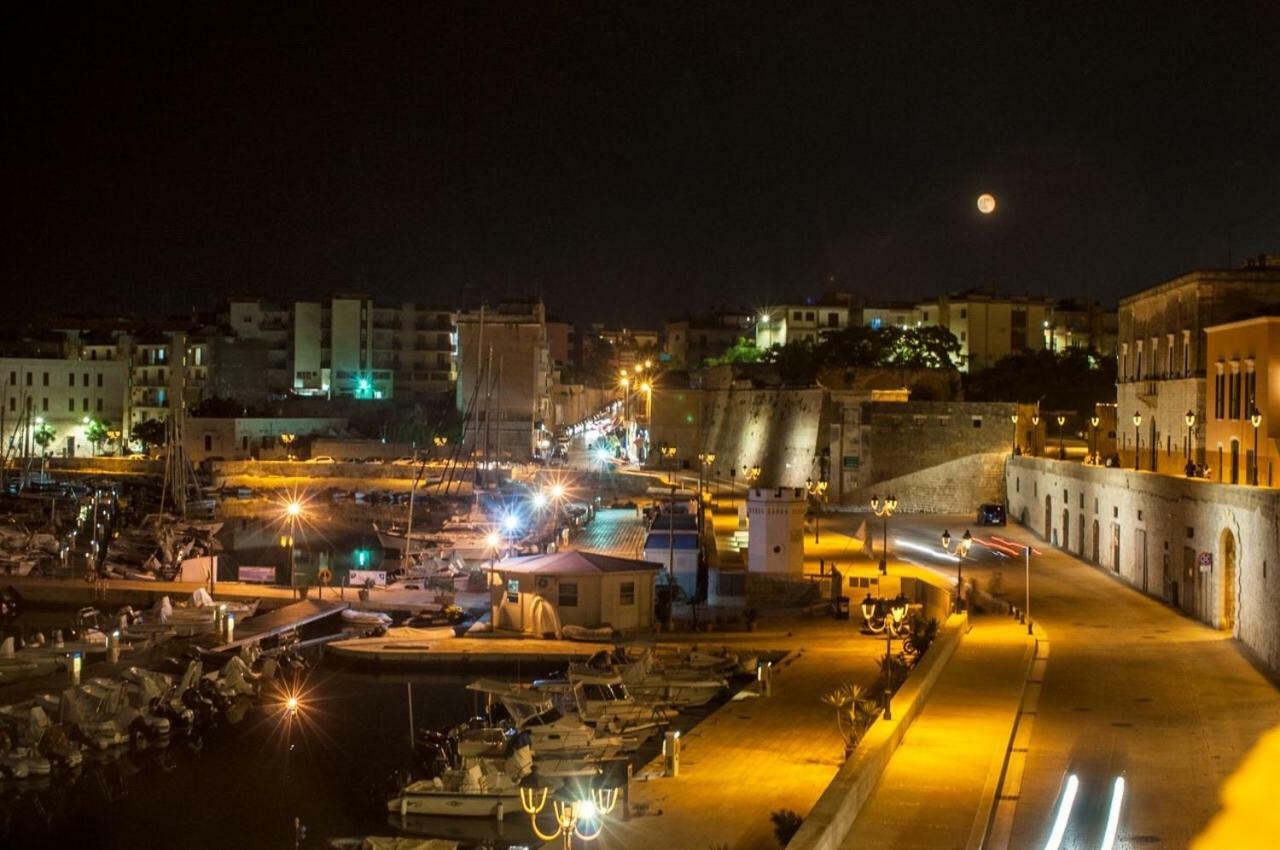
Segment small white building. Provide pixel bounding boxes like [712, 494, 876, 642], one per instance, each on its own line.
[490, 551, 661, 637]
[747, 486, 807, 575]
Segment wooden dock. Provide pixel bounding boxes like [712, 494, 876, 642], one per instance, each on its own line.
[202, 598, 348, 652]
[325, 634, 612, 667]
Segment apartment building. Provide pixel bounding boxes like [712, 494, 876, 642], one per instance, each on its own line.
[914, 288, 1053, 372]
[0, 356, 129, 457]
[663, 310, 755, 367]
[755, 302, 850, 349]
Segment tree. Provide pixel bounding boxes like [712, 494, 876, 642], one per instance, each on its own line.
[705, 337, 763, 367]
[761, 325, 963, 384]
[33, 423, 56, 455]
[84, 418, 110, 455]
[964, 348, 1116, 419]
[132, 418, 167, 453]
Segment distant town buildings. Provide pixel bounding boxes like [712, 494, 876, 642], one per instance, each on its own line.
[663, 310, 754, 367]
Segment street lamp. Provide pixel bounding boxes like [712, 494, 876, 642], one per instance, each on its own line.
[1056, 414, 1066, 460]
[659, 442, 678, 485]
[1009, 412, 1019, 455]
[1251, 408, 1262, 486]
[1089, 415, 1100, 461]
[1031, 413, 1040, 456]
[941, 529, 973, 612]
[1132, 412, 1142, 470]
[882, 594, 909, 720]
[698, 451, 716, 503]
[520, 786, 617, 849]
[1184, 410, 1196, 470]
[280, 432, 296, 460]
[870, 494, 898, 575]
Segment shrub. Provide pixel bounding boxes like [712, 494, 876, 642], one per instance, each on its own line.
[770, 809, 803, 846]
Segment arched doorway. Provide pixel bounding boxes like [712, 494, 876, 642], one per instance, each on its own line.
[1091, 519, 1100, 562]
[1077, 514, 1085, 554]
[1230, 440, 1240, 485]
[1061, 509, 1070, 550]
[1044, 495, 1053, 542]
[1219, 528, 1237, 633]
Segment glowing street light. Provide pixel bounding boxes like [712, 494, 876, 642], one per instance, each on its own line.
[941, 529, 973, 612]
[286, 500, 303, 519]
[1251, 408, 1263, 486]
[520, 785, 617, 848]
[1184, 410, 1196, 469]
[870, 494, 898, 575]
[1132, 411, 1142, 471]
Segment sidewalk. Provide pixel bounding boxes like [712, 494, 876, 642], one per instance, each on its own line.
[839, 616, 1033, 850]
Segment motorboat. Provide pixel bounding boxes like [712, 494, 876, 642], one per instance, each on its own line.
[0, 703, 84, 770]
[466, 680, 636, 757]
[535, 667, 678, 731]
[32, 689, 129, 750]
[577, 648, 727, 709]
[80, 678, 172, 738]
[387, 754, 528, 818]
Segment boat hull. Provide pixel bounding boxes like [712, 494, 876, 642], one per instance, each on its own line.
[389, 789, 521, 818]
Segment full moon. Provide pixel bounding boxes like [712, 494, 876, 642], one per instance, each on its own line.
[976, 193, 997, 214]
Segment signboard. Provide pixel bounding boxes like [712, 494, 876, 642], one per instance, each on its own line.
[348, 569, 388, 588]
[1197, 551, 1213, 572]
[842, 455, 860, 469]
[237, 566, 276, 584]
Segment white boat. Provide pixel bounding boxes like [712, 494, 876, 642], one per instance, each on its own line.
[388, 760, 526, 818]
[585, 648, 728, 708]
[535, 668, 678, 731]
[0, 702, 84, 769]
[343, 609, 394, 627]
[466, 680, 635, 757]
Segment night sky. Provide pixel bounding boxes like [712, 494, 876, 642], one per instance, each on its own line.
[3, 2, 1277, 328]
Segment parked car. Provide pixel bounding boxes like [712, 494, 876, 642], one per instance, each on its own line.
[977, 503, 1007, 526]
[391, 456, 418, 466]
[307, 455, 336, 464]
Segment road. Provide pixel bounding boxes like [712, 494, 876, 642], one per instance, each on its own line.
[825, 511, 1280, 849]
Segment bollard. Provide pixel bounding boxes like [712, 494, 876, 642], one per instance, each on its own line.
[663, 730, 681, 777]
[70, 651, 82, 685]
[225, 612, 236, 643]
[53, 629, 65, 649]
[757, 660, 773, 697]
[108, 630, 120, 664]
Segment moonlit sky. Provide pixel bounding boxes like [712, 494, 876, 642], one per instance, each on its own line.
[2, 2, 1277, 328]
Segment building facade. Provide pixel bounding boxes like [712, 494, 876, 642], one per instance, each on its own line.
[455, 300, 553, 461]
[914, 289, 1053, 372]
[1116, 258, 1280, 474]
[1, 357, 129, 457]
[1204, 316, 1280, 486]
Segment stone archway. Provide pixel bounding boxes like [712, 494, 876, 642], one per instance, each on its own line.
[1044, 495, 1053, 542]
[1061, 509, 1070, 550]
[1091, 519, 1100, 563]
[1219, 528, 1237, 633]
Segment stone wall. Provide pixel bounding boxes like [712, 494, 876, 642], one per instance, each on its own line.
[842, 451, 1008, 514]
[859, 401, 1015, 489]
[1007, 456, 1280, 673]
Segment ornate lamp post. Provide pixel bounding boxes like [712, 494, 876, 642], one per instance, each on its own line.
[659, 442, 678, 485]
[1056, 414, 1066, 459]
[881, 594, 909, 720]
[870, 494, 898, 576]
[1088, 415, 1100, 462]
[941, 529, 972, 612]
[520, 786, 617, 849]
[1031, 413, 1040, 456]
[1009, 412, 1019, 454]
[1251, 409, 1262, 486]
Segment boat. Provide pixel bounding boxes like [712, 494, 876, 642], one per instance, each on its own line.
[578, 647, 728, 709]
[466, 680, 635, 757]
[535, 668, 678, 731]
[342, 609, 394, 627]
[0, 703, 84, 770]
[374, 523, 454, 557]
[387, 762, 527, 818]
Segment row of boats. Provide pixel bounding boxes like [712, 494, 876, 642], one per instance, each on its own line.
[385, 644, 755, 819]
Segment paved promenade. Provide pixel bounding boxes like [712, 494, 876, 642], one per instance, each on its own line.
[606, 616, 885, 850]
[840, 617, 1033, 850]
[571, 507, 648, 558]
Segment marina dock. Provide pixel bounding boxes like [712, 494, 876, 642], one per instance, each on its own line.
[201, 598, 348, 652]
[325, 633, 613, 666]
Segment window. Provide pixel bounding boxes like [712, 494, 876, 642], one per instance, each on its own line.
[97, 373, 103, 388]
[7, 397, 13, 412]
[870, 317, 883, 330]
[792, 310, 802, 321]
[68, 399, 75, 412]
[42, 372, 48, 386]
[506, 579, 519, 603]
[83, 373, 89, 387]
[805, 311, 815, 321]
[96, 398, 103, 412]
[42, 397, 48, 411]
[204, 435, 212, 451]
[558, 582, 579, 607]
[827, 312, 839, 327]
[7, 371, 14, 385]
[1215, 369, 1226, 419]
[960, 308, 967, 319]
[620, 582, 636, 605]
[25, 372, 31, 386]
[69, 373, 75, 387]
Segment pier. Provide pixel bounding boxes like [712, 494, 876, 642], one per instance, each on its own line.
[200, 598, 349, 652]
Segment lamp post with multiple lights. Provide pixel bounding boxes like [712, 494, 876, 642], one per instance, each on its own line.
[941, 528, 972, 612]
[880, 594, 908, 720]
[870, 494, 898, 576]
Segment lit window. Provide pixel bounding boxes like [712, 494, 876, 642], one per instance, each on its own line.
[558, 582, 579, 607]
[620, 582, 636, 605]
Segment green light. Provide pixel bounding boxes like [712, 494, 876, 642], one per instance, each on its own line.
[357, 377, 371, 392]
[354, 548, 369, 567]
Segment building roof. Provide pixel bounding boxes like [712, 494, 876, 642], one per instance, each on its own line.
[496, 550, 662, 575]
